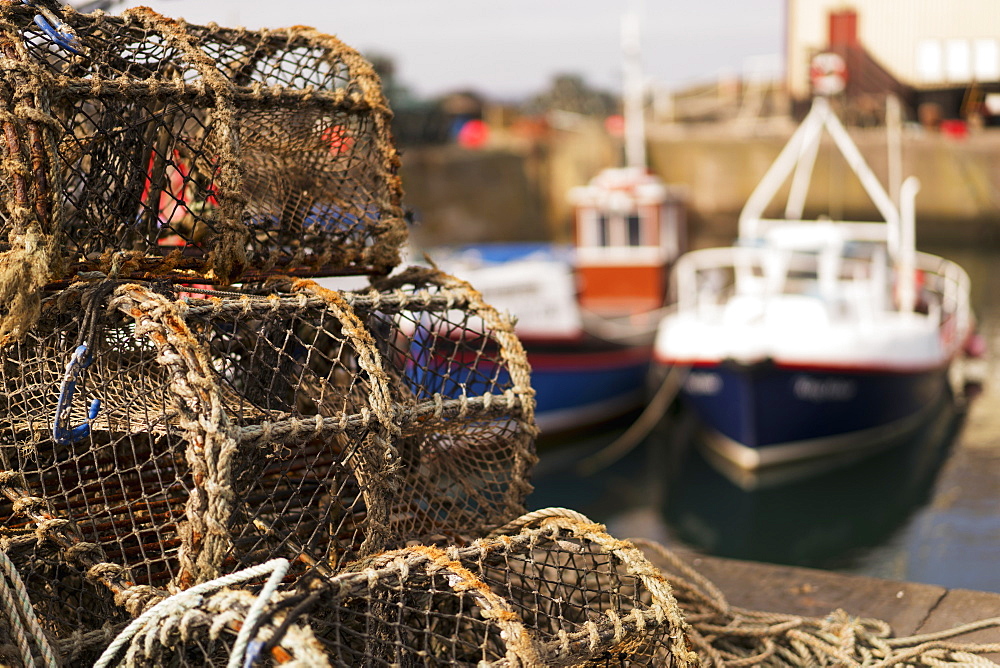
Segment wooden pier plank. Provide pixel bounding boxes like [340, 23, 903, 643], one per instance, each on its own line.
[916, 588, 1000, 659]
[643, 548, 1000, 661]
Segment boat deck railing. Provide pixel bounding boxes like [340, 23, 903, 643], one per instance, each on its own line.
[916, 250, 973, 352]
[671, 244, 972, 351]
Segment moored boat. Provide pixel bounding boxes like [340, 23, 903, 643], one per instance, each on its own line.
[427, 12, 687, 437]
[653, 96, 974, 470]
[430, 166, 686, 435]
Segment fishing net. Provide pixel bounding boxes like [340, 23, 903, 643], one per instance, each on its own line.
[0, 0, 405, 342]
[93, 510, 697, 667]
[0, 267, 536, 654]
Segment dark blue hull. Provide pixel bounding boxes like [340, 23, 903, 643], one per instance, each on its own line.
[407, 326, 652, 436]
[676, 359, 949, 469]
[527, 343, 652, 435]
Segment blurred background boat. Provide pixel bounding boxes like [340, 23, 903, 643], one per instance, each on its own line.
[652, 96, 976, 471]
[429, 168, 686, 436]
[426, 12, 687, 437]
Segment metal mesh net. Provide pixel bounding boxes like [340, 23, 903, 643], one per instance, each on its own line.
[93, 512, 696, 667]
[0, 268, 536, 654]
[0, 1, 405, 341]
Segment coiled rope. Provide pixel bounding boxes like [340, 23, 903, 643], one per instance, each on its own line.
[487, 506, 595, 536]
[0, 549, 58, 668]
[634, 538, 1000, 667]
[94, 558, 289, 668]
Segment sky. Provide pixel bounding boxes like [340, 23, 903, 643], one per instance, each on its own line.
[111, 0, 785, 101]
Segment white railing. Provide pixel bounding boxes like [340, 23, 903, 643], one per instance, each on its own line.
[671, 245, 972, 348]
[673, 245, 873, 312]
[915, 251, 973, 351]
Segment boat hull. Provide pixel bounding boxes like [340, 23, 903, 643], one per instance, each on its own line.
[668, 359, 950, 470]
[529, 343, 652, 435]
[425, 240, 677, 437]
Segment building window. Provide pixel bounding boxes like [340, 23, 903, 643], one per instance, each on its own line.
[917, 39, 943, 83]
[945, 39, 971, 82]
[974, 39, 1000, 81]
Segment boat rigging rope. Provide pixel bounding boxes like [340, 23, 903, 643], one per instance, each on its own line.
[0, 549, 58, 668]
[93, 558, 290, 668]
[577, 364, 690, 475]
[578, 305, 674, 346]
[632, 538, 1000, 667]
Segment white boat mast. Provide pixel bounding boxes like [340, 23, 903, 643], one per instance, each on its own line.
[739, 97, 902, 245]
[621, 9, 646, 170]
[738, 96, 920, 314]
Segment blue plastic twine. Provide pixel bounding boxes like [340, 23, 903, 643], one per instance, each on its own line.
[53, 343, 101, 445]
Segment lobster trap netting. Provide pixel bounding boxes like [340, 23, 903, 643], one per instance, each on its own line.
[93, 510, 696, 668]
[0, 1, 406, 342]
[0, 267, 536, 650]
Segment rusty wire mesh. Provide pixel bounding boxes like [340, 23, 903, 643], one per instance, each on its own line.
[0, 268, 536, 659]
[0, 0, 405, 342]
[94, 511, 696, 667]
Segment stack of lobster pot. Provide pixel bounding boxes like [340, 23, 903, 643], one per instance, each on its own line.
[0, 3, 700, 667]
[0, 2, 542, 664]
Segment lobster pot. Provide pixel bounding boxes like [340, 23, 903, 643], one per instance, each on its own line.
[0, 268, 535, 640]
[102, 512, 695, 667]
[0, 2, 406, 339]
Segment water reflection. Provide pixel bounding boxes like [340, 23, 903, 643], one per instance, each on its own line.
[528, 391, 964, 574]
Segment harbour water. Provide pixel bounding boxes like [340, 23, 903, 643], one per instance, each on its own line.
[527, 244, 1000, 594]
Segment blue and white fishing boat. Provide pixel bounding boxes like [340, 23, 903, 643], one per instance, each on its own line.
[653, 97, 974, 470]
